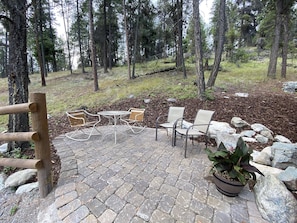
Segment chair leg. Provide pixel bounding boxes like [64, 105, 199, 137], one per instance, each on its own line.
[155, 124, 158, 141]
[184, 135, 188, 158]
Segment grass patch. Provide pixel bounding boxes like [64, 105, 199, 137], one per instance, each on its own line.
[0, 56, 296, 130]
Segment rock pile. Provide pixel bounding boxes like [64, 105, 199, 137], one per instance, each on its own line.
[208, 117, 297, 223]
[0, 143, 39, 195]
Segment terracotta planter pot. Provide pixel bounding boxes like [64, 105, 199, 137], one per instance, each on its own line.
[213, 172, 245, 197]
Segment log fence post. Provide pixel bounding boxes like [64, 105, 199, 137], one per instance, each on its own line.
[0, 93, 53, 198]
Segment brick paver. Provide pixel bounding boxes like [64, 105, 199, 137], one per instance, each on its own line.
[38, 126, 269, 223]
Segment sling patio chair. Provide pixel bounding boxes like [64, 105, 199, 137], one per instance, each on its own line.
[173, 109, 215, 158]
[120, 108, 146, 134]
[155, 106, 185, 144]
[65, 109, 102, 141]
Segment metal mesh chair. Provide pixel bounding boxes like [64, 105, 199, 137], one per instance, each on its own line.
[120, 108, 146, 134]
[65, 109, 101, 141]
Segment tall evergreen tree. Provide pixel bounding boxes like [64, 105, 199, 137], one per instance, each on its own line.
[1, 0, 30, 151]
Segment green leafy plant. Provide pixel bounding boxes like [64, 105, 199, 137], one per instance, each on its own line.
[205, 137, 264, 185]
[10, 206, 18, 216]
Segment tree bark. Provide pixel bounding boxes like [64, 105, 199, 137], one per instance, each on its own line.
[103, 0, 108, 73]
[207, 0, 226, 87]
[267, 0, 282, 79]
[123, 0, 131, 79]
[281, 13, 289, 79]
[89, 0, 99, 91]
[3, 0, 30, 150]
[193, 0, 205, 100]
[176, 0, 186, 78]
[76, 0, 85, 73]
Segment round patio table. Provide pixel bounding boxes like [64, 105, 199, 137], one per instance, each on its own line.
[98, 110, 130, 144]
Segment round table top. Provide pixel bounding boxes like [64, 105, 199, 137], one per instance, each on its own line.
[98, 110, 130, 116]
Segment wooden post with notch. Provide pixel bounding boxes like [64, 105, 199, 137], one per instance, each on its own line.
[30, 93, 53, 198]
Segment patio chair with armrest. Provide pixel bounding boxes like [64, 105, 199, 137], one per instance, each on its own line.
[120, 108, 146, 133]
[155, 106, 185, 143]
[65, 109, 102, 141]
[173, 109, 215, 158]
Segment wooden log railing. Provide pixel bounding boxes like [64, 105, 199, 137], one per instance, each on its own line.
[0, 93, 53, 198]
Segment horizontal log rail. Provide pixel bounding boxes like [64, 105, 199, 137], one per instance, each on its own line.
[0, 158, 43, 169]
[0, 93, 52, 198]
[0, 102, 37, 115]
[0, 132, 39, 141]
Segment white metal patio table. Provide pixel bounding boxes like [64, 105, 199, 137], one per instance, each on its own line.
[98, 110, 130, 144]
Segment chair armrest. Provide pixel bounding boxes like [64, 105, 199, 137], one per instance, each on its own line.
[156, 114, 168, 124]
[173, 118, 186, 129]
[84, 110, 101, 122]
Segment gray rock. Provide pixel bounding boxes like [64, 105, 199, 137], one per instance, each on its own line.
[261, 146, 272, 158]
[4, 169, 37, 188]
[143, 99, 150, 104]
[271, 142, 297, 169]
[282, 81, 297, 93]
[251, 123, 271, 133]
[274, 135, 292, 144]
[0, 173, 6, 191]
[16, 182, 39, 194]
[278, 166, 297, 191]
[167, 98, 177, 103]
[235, 92, 249, 97]
[208, 121, 236, 139]
[251, 161, 284, 178]
[0, 143, 8, 154]
[254, 174, 297, 223]
[242, 137, 257, 143]
[255, 134, 269, 144]
[260, 130, 273, 140]
[231, 117, 249, 128]
[252, 150, 271, 166]
[240, 130, 256, 138]
[215, 132, 240, 150]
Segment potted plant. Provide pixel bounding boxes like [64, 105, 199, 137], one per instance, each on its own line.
[205, 137, 264, 197]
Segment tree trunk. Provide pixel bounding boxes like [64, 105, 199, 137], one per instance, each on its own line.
[48, 5, 57, 72]
[107, 0, 112, 70]
[176, 0, 186, 78]
[76, 0, 85, 73]
[207, 0, 226, 87]
[3, 0, 30, 150]
[132, 0, 140, 79]
[281, 13, 288, 79]
[60, 0, 72, 74]
[32, 0, 46, 86]
[267, 0, 282, 79]
[193, 0, 205, 100]
[123, 0, 131, 79]
[103, 0, 108, 73]
[89, 0, 99, 91]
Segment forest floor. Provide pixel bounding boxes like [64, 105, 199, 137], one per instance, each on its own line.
[0, 78, 297, 222]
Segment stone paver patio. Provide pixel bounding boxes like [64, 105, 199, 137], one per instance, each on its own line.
[38, 126, 269, 223]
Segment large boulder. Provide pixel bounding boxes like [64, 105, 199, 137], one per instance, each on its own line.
[271, 142, 297, 169]
[15, 182, 39, 194]
[278, 166, 297, 191]
[208, 121, 236, 139]
[4, 169, 37, 188]
[254, 174, 297, 223]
